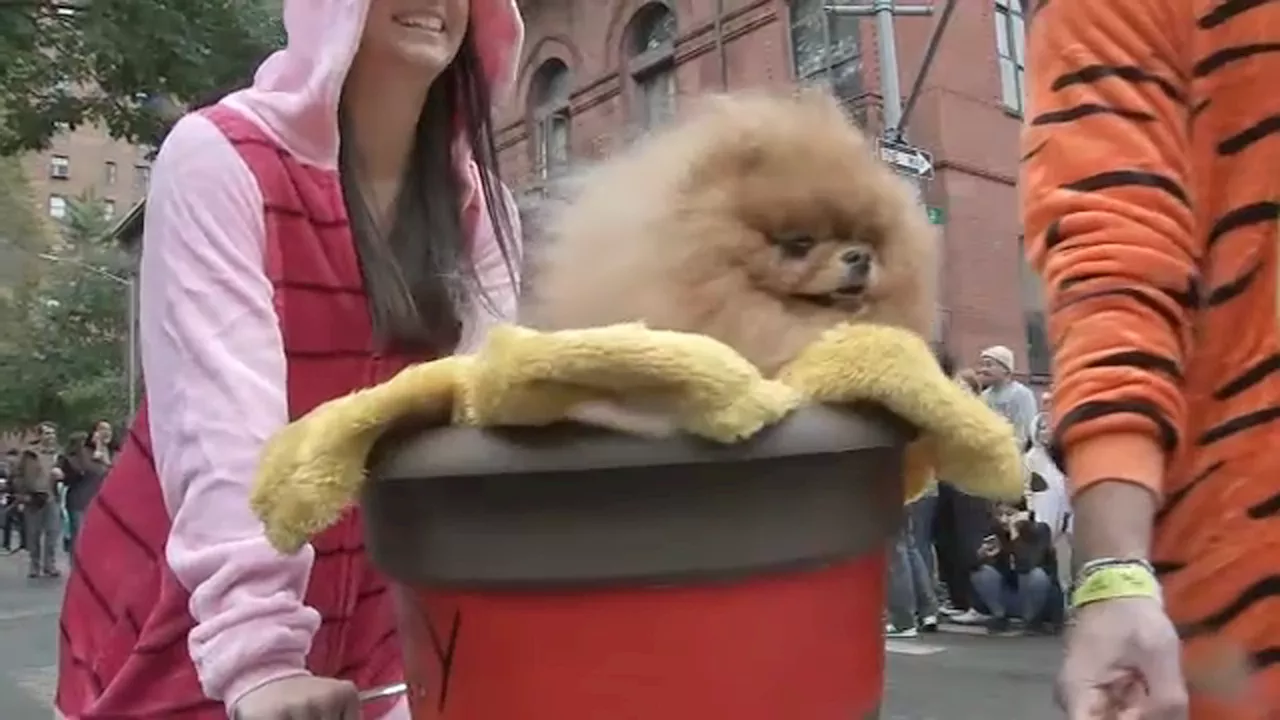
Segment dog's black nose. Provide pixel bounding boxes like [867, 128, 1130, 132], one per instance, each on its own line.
[841, 248, 871, 273]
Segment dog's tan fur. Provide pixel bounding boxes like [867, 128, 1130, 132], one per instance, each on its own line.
[523, 88, 938, 378]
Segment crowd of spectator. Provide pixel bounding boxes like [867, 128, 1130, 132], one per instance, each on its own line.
[887, 345, 1069, 638]
[0, 420, 115, 578]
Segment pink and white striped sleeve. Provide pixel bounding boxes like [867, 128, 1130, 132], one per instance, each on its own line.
[140, 114, 319, 711]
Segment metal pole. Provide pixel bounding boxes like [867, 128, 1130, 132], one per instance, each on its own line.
[821, 3, 834, 87]
[825, 2, 931, 138]
[873, 0, 903, 134]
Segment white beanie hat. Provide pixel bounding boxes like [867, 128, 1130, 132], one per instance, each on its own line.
[980, 345, 1015, 373]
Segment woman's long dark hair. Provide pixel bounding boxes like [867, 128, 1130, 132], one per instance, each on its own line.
[339, 32, 518, 352]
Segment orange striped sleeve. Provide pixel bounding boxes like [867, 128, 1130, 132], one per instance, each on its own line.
[1020, 1, 1199, 499]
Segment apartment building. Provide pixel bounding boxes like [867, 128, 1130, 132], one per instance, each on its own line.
[21, 123, 150, 228]
[496, 0, 1046, 377]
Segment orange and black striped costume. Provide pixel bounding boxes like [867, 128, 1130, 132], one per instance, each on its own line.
[1021, 0, 1280, 716]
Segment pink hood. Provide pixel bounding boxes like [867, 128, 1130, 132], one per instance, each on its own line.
[227, 0, 524, 170]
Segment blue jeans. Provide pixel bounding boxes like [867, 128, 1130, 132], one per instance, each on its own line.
[909, 492, 938, 582]
[66, 509, 85, 554]
[970, 565, 1050, 622]
[886, 508, 939, 629]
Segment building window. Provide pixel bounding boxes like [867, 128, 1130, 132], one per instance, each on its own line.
[530, 59, 572, 180]
[1020, 236, 1051, 377]
[789, 0, 863, 101]
[104, 161, 118, 186]
[626, 3, 677, 129]
[50, 154, 70, 180]
[135, 164, 150, 190]
[103, 199, 117, 220]
[994, 0, 1026, 113]
[48, 194, 67, 219]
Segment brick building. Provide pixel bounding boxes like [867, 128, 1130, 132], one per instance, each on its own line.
[20, 124, 150, 231]
[496, 0, 1048, 379]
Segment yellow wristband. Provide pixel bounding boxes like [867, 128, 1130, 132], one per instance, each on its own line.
[1071, 564, 1161, 609]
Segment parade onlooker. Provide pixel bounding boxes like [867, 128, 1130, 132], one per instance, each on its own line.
[969, 501, 1059, 635]
[886, 507, 940, 638]
[934, 346, 1040, 627]
[887, 345, 947, 637]
[910, 345, 955, 584]
[88, 420, 115, 467]
[976, 345, 1039, 451]
[934, 364, 992, 620]
[1024, 413, 1072, 592]
[955, 368, 982, 395]
[1, 448, 22, 553]
[60, 430, 110, 554]
[13, 422, 63, 578]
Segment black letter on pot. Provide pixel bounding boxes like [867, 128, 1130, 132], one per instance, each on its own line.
[426, 609, 461, 712]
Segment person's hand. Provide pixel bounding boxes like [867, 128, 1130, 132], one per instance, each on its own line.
[233, 675, 360, 720]
[1058, 596, 1188, 719]
[978, 536, 1000, 558]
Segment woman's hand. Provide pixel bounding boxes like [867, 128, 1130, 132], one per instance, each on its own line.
[1058, 596, 1188, 719]
[978, 536, 1001, 559]
[233, 675, 361, 720]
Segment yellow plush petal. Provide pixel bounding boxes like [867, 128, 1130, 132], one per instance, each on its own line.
[464, 324, 800, 442]
[250, 321, 1022, 555]
[251, 356, 465, 553]
[779, 324, 1023, 501]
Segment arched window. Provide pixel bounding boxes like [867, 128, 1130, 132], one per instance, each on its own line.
[789, 0, 862, 101]
[529, 58, 572, 179]
[626, 3, 677, 128]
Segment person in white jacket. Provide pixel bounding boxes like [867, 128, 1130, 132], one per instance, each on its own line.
[1024, 413, 1072, 592]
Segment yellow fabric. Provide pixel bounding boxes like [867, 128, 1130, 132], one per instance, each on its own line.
[1071, 564, 1162, 609]
[251, 322, 1024, 554]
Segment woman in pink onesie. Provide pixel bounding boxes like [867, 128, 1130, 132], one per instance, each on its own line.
[55, 0, 523, 718]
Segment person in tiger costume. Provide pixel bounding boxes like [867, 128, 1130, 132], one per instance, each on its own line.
[1020, 1, 1279, 718]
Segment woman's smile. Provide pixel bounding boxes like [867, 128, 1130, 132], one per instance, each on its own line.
[392, 11, 445, 33]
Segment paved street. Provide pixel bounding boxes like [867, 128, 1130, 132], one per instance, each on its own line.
[883, 628, 1061, 719]
[0, 551, 63, 719]
[0, 551, 1061, 718]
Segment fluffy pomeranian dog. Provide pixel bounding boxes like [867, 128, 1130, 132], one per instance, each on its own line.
[523, 88, 937, 375]
[521, 89, 937, 432]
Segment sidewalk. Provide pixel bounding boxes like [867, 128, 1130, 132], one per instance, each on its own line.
[0, 549, 65, 622]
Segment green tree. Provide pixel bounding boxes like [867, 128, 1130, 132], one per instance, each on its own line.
[0, 157, 49, 433]
[0, 194, 133, 431]
[0, 0, 284, 155]
[0, 156, 48, 308]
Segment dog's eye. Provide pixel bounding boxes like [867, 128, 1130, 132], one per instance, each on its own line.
[772, 235, 816, 258]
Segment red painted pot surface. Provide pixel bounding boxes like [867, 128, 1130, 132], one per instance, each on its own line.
[394, 551, 886, 720]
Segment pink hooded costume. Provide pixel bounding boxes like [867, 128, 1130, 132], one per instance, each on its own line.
[54, 1, 523, 717]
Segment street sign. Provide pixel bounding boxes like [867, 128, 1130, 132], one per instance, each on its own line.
[877, 138, 934, 179]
